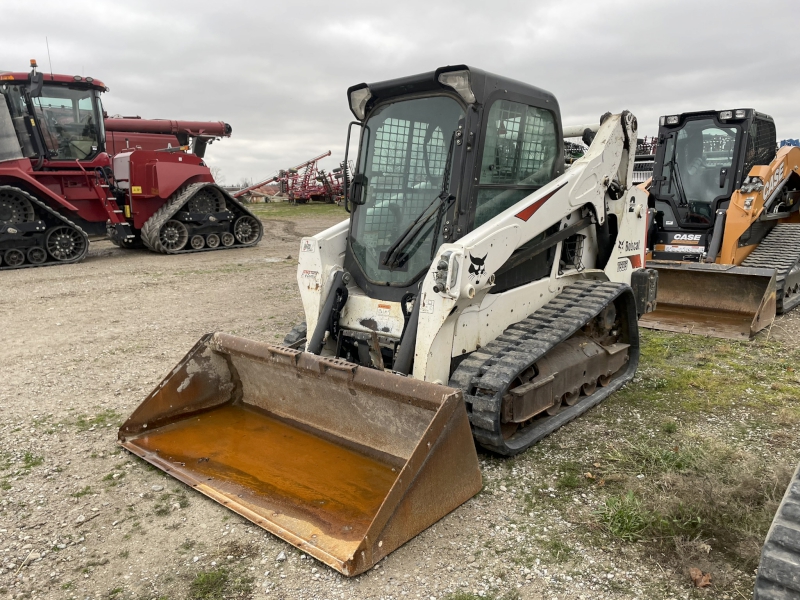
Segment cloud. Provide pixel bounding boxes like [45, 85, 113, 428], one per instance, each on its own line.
[2, 0, 799, 183]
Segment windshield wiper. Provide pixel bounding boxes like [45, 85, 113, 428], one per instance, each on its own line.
[671, 159, 689, 207]
[381, 133, 456, 270]
[663, 134, 689, 208]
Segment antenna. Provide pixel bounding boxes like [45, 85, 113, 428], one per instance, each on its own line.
[45, 37, 53, 79]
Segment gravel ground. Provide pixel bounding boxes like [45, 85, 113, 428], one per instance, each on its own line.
[1, 211, 798, 600]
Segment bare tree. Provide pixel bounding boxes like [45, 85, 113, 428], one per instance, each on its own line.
[209, 166, 225, 185]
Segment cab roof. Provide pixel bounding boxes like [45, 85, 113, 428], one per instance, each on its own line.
[0, 71, 108, 91]
[349, 64, 559, 120]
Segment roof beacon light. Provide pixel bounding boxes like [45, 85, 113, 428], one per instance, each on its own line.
[438, 70, 476, 104]
[665, 115, 679, 125]
[30, 59, 38, 69]
[719, 111, 733, 120]
[734, 109, 747, 118]
[349, 87, 372, 121]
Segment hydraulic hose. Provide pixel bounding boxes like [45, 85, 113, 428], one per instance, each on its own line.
[307, 270, 347, 355]
[393, 294, 422, 375]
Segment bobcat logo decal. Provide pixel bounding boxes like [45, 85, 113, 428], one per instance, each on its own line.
[468, 253, 487, 279]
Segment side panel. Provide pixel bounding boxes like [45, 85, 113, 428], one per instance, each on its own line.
[297, 219, 349, 340]
[719, 146, 800, 265]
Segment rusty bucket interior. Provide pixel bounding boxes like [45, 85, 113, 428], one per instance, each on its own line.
[118, 332, 482, 576]
[639, 262, 777, 339]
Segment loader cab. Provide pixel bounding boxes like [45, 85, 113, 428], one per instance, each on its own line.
[0, 69, 107, 165]
[650, 109, 776, 233]
[344, 65, 563, 302]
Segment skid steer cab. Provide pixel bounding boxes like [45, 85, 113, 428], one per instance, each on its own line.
[121, 65, 657, 576]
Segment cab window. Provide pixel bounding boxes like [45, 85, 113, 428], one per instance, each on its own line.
[474, 100, 557, 227]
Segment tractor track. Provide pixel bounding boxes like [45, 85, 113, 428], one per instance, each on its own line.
[0, 185, 89, 271]
[449, 279, 640, 456]
[743, 223, 800, 314]
[140, 182, 263, 254]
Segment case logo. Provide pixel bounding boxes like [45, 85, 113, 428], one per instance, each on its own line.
[763, 162, 785, 200]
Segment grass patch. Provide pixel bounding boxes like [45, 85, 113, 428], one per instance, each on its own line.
[598, 491, 649, 542]
[543, 538, 575, 563]
[22, 452, 43, 469]
[247, 201, 346, 221]
[72, 486, 92, 498]
[75, 408, 121, 431]
[189, 567, 254, 600]
[153, 491, 189, 516]
[592, 330, 800, 572]
[555, 460, 587, 490]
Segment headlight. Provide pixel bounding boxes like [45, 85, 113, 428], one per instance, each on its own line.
[734, 109, 747, 118]
[665, 115, 679, 125]
[719, 110, 733, 120]
[659, 116, 665, 126]
[438, 70, 476, 104]
[348, 86, 372, 121]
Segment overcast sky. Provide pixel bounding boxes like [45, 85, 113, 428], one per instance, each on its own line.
[3, 0, 799, 184]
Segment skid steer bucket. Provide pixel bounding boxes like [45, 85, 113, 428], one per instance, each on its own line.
[118, 333, 482, 576]
[639, 262, 777, 339]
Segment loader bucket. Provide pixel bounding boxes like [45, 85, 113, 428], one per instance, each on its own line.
[118, 333, 482, 576]
[639, 262, 777, 339]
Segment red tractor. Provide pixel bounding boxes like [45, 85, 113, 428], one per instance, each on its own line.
[0, 61, 262, 270]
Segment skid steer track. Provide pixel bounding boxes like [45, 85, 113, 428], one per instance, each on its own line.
[753, 461, 800, 599]
[140, 182, 263, 254]
[742, 223, 800, 314]
[450, 279, 639, 455]
[0, 185, 89, 270]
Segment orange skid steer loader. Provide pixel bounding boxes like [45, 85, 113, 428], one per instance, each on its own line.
[639, 109, 800, 338]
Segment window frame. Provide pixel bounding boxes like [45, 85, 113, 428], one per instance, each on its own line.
[468, 93, 561, 230]
[343, 91, 469, 300]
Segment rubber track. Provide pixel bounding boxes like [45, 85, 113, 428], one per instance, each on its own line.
[449, 279, 640, 456]
[0, 185, 89, 271]
[140, 182, 263, 254]
[282, 322, 307, 349]
[742, 223, 800, 314]
[753, 461, 800, 599]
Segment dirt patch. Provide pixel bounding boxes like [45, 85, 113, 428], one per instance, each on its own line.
[2, 207, 800, 600]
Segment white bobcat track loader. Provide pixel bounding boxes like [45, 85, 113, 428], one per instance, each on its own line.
[120, 65, 658, 576]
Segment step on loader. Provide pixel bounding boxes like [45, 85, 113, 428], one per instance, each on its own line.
[120, 65, 658, 575]
[639, 109, 800, 339]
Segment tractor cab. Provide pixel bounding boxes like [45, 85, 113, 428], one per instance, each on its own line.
[649, 109, 776, 259]
[0, 61, 108, 166]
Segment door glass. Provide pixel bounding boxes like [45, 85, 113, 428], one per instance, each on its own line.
[475, 100, 557, 226]
[658, 119, 738, 225]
